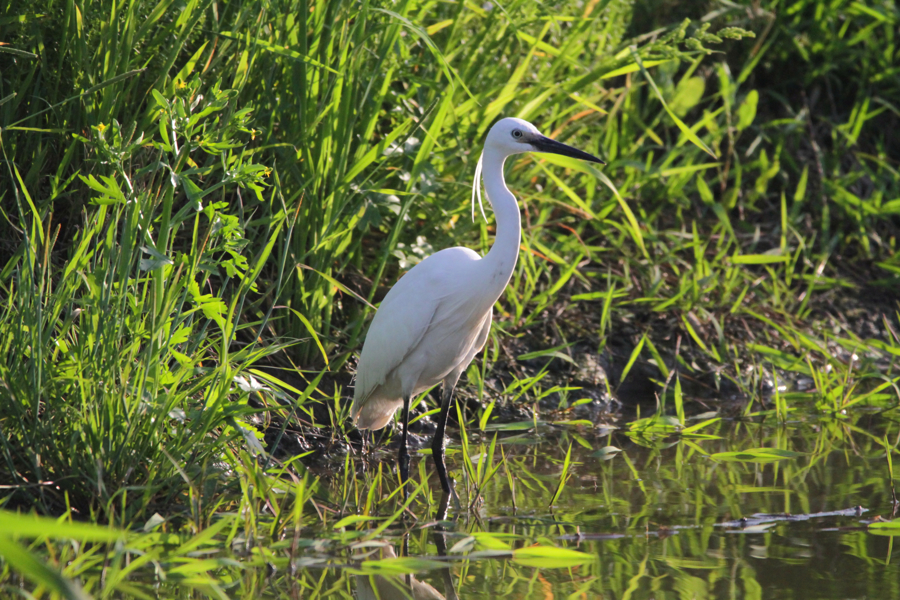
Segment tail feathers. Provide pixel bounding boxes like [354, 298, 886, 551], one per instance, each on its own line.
[352, 396, 403, 431]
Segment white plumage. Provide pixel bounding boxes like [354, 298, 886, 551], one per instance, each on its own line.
[349, 117, 603, 494]
[351, 247, 494, 429]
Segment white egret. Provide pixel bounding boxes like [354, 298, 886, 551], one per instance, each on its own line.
[350, 117, 604, 494]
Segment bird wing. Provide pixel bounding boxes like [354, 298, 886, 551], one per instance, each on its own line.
[351, 265, 441, 413]
[351, 248, 480, 420]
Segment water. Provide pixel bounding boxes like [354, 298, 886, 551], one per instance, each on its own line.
[267, 408, 900, 599]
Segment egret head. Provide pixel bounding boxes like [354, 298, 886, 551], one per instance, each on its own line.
[472, 117, 605, 222]
[485, 117, 605, 164]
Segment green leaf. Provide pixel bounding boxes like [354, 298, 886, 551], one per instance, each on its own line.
[696, 174, 714, 204]
[681, 417, 721, 434]
[289, 308, 329, 366]
[551, 420, 595, 427]
[0, 510, 124, 541]
[482, 421, 535, 432]
[594, 169, 648, 257]
[356, 557, 446, 574]
[670, 77, 706, 117]
[618, 333, 646, 388]
[297, 264, 375, 309]
[710, 448, 804, 463]
[674, 375, 685, 426]
[600, 59, 672, 79]
[333, 515, 380, 529]
[869, 520, 900, 535]
[549, 443, 573, 507]
[681, 314, 719, 361]
[513, 545, 594, 568]
[736, 90, 759, 130]
[730, 253, 790, 265]
[471, 532, 514, 551]
[518, 342, 576, 363]
[794, 165, 809, 203]
[173, 516, 234, 556]
[139, 245, 174, 271]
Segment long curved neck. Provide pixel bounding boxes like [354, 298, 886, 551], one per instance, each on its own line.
[481, 150, 520, 291]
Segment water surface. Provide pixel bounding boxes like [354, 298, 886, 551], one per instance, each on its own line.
[276, 408, 900, 599]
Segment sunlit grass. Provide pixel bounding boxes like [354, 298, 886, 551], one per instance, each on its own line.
[0, 0, 898, 596]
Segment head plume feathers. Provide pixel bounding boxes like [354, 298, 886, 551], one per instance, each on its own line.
[471, 151, 488, 223]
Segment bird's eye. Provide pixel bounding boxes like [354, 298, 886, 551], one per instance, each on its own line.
[512, 129, 523, 139]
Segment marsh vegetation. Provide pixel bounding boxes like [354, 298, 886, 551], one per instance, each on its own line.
[0, 0, 898, 597]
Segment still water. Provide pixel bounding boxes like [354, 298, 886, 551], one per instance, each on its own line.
[271, 408, 900, 599]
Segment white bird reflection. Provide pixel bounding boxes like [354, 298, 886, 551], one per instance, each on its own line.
[355, 531, 457, 600]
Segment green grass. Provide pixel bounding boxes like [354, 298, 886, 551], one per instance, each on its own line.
[1, 415, 899, 598]
[0, 0, 898, 596]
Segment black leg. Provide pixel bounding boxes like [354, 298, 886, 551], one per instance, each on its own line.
[398, 395, 411, 498]
[431, 383, 455, 494]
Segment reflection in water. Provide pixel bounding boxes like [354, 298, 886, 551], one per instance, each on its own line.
[10, 412, 899, 598]
[334, 415, 900, 600]
[354, 546, 444, 600]
[355, 525, 457, 600]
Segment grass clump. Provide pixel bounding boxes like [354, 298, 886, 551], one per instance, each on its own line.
[0, 77, 289, 524]
[0, 0, 898, 597]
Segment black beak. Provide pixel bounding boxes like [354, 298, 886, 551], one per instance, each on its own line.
[531, 135, 605, 165]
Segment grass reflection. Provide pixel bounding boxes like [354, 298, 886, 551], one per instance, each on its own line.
[2, 410, 898, 599]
